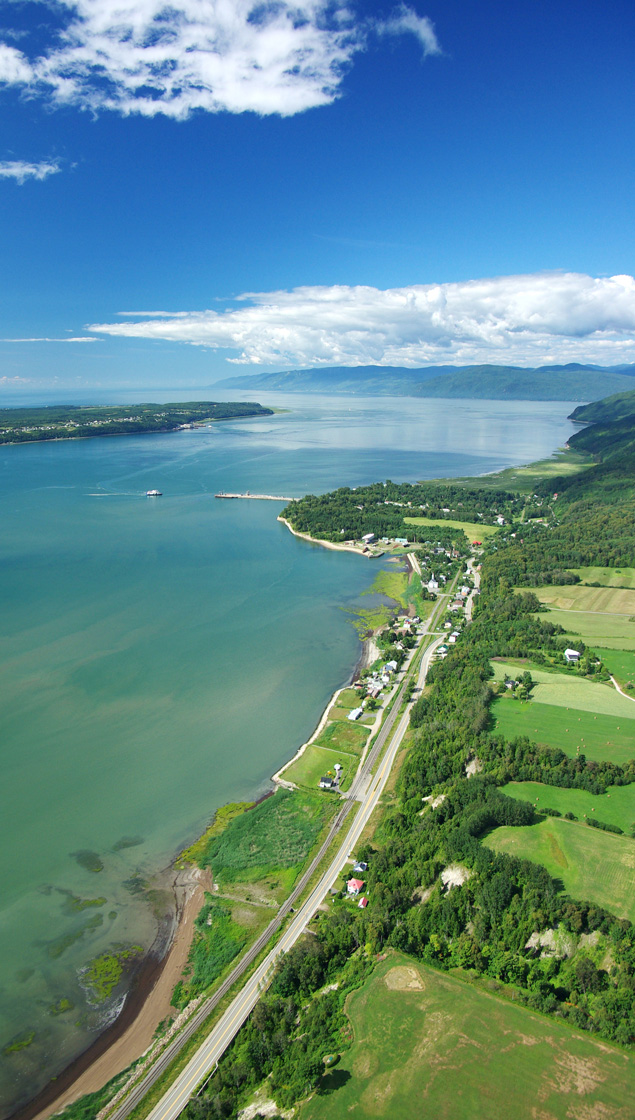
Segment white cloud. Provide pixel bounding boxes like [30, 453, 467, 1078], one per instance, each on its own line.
[87, 273, 635, 368]
[2, 336, 97, 342]
[376, 4, 440, 56]
[0, 2, 437, 118]
[0, 159, 61, 183]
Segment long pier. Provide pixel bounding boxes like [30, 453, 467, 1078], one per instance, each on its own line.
[215, 492, 296, 501]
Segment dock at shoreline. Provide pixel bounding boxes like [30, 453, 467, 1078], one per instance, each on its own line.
[215, 492, 296, 501]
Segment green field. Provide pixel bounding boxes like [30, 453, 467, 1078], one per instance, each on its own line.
[537, 608, 635, 649]
[485, 817, 635, 922]
[404, 515, 498, 540]
[490, 659, 635, 719]
[502, 780, 635, 833]
[315, 719, 369, 755]
[431, 449, 591, 494]
[491, 660, 572, 684]
[571, 566, 635, 588]
[597, 647, 635, 688]
[300, 953, 634, 1120]
[531, 583, 635, 615]
[492, 696, 635, 765]
[282, 743, 358, 792]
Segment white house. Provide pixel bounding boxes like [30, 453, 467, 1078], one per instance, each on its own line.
[347, 878, 365, 896]
[427, 578, 439, 592]
[361, 532, 376, 544]
[348, 707, 364, 721]
[564, 648, 581, 663]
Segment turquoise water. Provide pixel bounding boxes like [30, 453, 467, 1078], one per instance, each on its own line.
[0, 393, 578, 1112]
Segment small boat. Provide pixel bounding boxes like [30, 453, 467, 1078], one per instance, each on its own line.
[146, 489, 162, 496]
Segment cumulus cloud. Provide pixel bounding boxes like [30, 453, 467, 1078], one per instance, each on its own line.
[87, 273, 635, 368]
[0, 2, 437, 118]
[0, 159, 60, 183]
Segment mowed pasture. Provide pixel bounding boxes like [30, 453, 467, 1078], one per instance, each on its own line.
[485, 818, 635, 922]
[300, 953, 635, 1120]
[539, 608, 635, 650]
[530, 583, 635, 614]
[283, 743, 357, 792]
[283, 687, 371, 792]
[598, 647, 635, 689]
[571, 566, 635, 589]
[491, 697, 635, 766]
[502, 780, 635, 834]
[403, 515, 498, 540]
[490, 659, 635, 719]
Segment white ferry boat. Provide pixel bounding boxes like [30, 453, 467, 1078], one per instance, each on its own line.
[146, 489, 162, 496]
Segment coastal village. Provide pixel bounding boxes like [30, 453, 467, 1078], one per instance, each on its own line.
[275, 520, 477, 799]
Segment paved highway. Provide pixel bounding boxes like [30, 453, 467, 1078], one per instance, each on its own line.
[141, 632, 444, 1120]
[108, 577, 456, 1120]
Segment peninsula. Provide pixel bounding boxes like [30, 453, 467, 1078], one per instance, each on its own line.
[0, 401, 273, 445]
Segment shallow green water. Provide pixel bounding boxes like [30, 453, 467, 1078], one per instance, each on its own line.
[0, 392, 577, 1112]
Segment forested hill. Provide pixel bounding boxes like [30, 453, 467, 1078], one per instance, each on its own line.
[536, 401, 635, 508]
[214, 361, 635, 401]
[569, 387, 635, 425]
[0, 401, 272, 445]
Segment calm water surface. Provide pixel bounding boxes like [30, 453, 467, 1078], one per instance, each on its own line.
[0, 393, 578, 1111]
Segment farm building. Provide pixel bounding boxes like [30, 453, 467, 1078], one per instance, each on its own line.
[564, 648, 581, 663]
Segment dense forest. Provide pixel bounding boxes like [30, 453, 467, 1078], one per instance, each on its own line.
[183, 406, 635, 1119]
[0, 401, 272, 444]
[282, 480, 522, 543]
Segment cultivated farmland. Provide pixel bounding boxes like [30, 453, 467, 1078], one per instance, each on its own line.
[491, 697, 635, 765]
[530, 584, 635, 614]
[490, 659, 635, 719]
[485, 818, 635, 922]
[571, 566, 635, 588]
[300, 953, 634, 1120]
[539, 608, 635, 649]
[598, 647, 635, 689]
[404, 515, 498, 539]
[502, 780, 635, 834]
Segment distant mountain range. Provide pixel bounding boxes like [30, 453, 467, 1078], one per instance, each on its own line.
[213, 362, 635, 401]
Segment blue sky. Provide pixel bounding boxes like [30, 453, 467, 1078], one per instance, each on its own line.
[0, 0, 634, 390]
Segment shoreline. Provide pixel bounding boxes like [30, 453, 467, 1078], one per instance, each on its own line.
[277, 516, 370, 556]
[16, 522, 386, 1119]
[15, 865, 211, 1120]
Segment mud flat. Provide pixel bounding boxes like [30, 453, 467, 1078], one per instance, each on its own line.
[17, 866, 211, 1120]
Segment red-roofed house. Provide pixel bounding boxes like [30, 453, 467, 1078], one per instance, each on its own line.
[347, 878, 364, 896]
[358, 896, 369, 909]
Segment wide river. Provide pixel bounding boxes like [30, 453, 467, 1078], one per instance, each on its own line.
[0, 391, 578, 1113]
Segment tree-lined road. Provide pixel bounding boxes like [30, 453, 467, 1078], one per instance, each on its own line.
[143, 633, 444, 1120]
[111, 578, 456, 1120]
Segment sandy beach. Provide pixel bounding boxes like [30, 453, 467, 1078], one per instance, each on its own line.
[19, 865, 211, 1120]
[277, 517, 370, 556]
